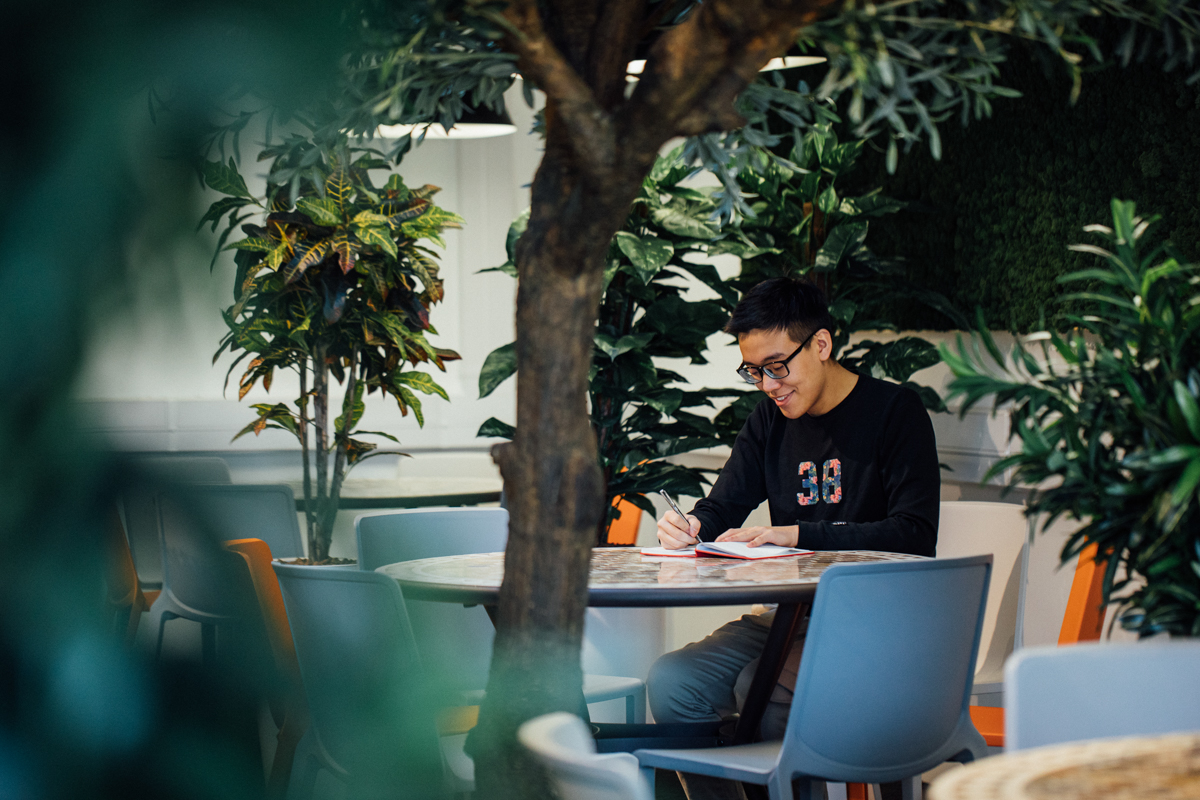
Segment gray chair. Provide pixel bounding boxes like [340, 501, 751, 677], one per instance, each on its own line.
[519, 712, 653, 800]
[272, 564, 446, 800]
[1004, 641, 1200, 751]
[146, 487, 256, 661]
[120, 456, 232, 589]
[634, 555, 993, 800]
[147, 484, 303, 658]
[167, 483, 304, 560]
[355, 507, 647, 723]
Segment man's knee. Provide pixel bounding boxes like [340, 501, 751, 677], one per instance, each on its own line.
[648, 648, 731, 724]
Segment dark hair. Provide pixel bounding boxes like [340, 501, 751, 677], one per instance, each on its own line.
[725, 277, 836, 344]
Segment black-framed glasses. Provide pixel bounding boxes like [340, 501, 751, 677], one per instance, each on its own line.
[736, 330, 818, 385]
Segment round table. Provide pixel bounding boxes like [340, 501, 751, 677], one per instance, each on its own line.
[380, 546, 922, 746]
[379, 546, 921, 606]
[929, 731, 1200, 800]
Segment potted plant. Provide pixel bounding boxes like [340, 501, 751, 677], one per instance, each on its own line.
[941, 199, 1200, 637]
[477, 148, 756, 544]
[199, 132, 462, 562]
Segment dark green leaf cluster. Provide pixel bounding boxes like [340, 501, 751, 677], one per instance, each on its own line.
[205, 136, 461, 458]
[943, 199, 1200, 637]
[729, 126, 961, 414]
[477, 148, 758, 543]
[855, 56, 1200, 332]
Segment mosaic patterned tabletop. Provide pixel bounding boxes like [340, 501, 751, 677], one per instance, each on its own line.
[378, 547, 924, 607]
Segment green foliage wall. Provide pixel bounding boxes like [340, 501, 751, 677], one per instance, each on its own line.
[851, 54, 1200, 332]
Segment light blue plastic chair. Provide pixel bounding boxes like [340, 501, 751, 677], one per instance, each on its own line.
[355, 508, 647, 723]
[120, 456, 232, 589]
[634, 555, 993, 800]
[519, 712, 653, 800]
[272, 564, 446, 800]
[146, 484, 305, 656]
[1005, 641, 1200, 751]
[172, 484, 304, 559]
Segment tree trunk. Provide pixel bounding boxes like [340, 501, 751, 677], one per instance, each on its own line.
[468, 128, 639, 799]
[311, 342, 331, 562]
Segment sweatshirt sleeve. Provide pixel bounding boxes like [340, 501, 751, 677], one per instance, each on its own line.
[793, 389, 940, 557]
[689, 399, 771, 542]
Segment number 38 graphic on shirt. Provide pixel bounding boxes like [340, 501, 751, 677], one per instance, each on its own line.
[797, 459, 842, 506]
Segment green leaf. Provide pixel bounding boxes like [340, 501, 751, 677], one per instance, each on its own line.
[202, 158, 252, 199]
[197, 196, 252, 232]
[816, 184, 839, 214]
[228, 237, 274, 253]
[595, 333, 655, 360]
[356, 224, 398, 258]
[334, 381, 366, 434]
[506, 208, 530, 263]
[479, 342, 516, 398]
[813, 222, 868, 272]
[1173, 381, 1200, 442]
[651, 208, 719, 240]
[296, 197, 341, 226]
[394, 386, 425, 427]
[614, 232, 673, 283]
[393, 370, 449, 400]
[837, 195, 905, 218]
[477, 417, 515, 439]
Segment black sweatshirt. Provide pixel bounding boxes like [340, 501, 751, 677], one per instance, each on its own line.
[690, 374, 939, 556]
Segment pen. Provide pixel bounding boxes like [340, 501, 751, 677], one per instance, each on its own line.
[659, 490, 698, 542]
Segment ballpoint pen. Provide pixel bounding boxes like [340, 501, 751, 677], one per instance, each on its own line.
[659, 490, 698, 542]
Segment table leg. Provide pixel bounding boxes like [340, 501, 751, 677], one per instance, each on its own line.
[732, 601, 808, 746]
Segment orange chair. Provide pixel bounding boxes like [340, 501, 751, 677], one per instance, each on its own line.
[104, 505, 159, 646]
[966, 541, 1107, 748]
[225, 538, 310, 800]
[606, 496, 643, 545]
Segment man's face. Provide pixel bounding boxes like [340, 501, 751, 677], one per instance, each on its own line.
[737, 328, 826, 419]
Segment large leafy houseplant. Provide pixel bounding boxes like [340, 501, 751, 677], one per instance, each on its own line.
[478, 149, 759, 544]
[942, 199, 1200, 637]
[731, 125, 967, 414]
[201, 134, 462, 561]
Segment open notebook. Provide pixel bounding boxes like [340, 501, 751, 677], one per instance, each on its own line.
[641, 542, 814, 560]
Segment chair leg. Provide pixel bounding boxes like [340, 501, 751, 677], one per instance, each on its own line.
[846, 784, 868, 800]
[626, 684, 647, 724]
[900, 776, 920, 800]
[826, 783, 848, 800]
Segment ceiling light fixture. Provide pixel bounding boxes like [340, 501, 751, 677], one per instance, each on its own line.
[625, 54, 826, 77]
[376, 105, 517, 140]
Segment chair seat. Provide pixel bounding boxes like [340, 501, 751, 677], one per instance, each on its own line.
[968, 705, 1004, 747]
[582, 674, 646, 704]
[635, 741, 782, 783]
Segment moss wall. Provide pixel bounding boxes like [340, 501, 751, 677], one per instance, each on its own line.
[851, 54, 1200, 332]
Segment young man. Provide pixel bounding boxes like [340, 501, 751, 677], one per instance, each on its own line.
[648, 277, 939, 800]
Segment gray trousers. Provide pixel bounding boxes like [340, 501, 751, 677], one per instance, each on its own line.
[646, 612, 808, 800]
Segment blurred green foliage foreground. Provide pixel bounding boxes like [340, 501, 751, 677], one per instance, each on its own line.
[0, 3, 439, 797]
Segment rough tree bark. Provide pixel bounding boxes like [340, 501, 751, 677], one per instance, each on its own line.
[466, 1, 839, 796]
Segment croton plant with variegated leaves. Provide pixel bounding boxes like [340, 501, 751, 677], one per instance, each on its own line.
[200, 134, 462, 561]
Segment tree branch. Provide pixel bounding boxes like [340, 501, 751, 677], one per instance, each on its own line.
[500, 0, 619, 182]
[619, 0, 839, 157]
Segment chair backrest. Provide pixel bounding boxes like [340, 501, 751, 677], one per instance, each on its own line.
[356, 508, 509, 694]
[121, 456, 232, 585]
[1016, 513, 1116, 650]
[1005, 641, 1200, 750]
[518, 712, 652, 800]
[355, 507, 508, 569]
[224, 538, 304, 694]
[170, 484, 303, 560]
[272, 564, 443, 794]
[781, 555, 992, 784]
[157, 489, 254, 622]
[937, 501, 1028, 680]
